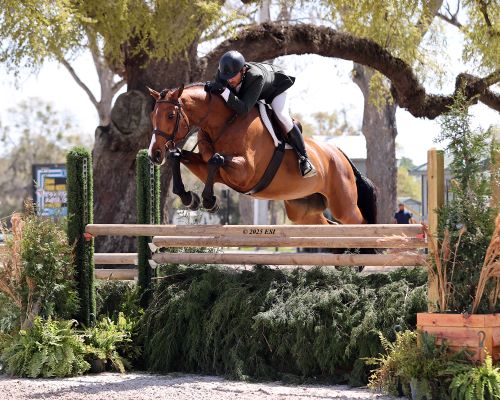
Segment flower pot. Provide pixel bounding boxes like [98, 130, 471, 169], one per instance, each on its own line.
[417, 313, 500, 362]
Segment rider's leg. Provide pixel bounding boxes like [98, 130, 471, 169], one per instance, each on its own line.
[271, 92, 317, 178]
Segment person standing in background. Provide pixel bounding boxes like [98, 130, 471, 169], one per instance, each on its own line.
[394, 203, 415, 224]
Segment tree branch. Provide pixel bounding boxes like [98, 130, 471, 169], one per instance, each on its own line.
[111, 79, 126, 95]
[60, 58, 98, 108]
[436, 11, 463, 28]
[199, 22, 500, 119]
[477, 0, 493, 28]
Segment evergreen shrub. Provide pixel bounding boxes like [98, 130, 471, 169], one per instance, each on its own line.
[142, 265, 427, 384]
[434, 91, 498, 313]
[0, 209, 78, 330]
[96, 280, 139, 320]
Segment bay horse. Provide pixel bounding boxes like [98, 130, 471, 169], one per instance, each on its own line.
[147, 84, 377, 226]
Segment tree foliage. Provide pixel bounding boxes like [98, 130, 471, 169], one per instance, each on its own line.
[0, 99, 90, 219]
[397, 166, 421, 201]
[0, 0, 223, 74]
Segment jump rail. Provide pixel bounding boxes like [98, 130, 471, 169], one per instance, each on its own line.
[86, 223, 427, 277]
[86, 223, 423, 237]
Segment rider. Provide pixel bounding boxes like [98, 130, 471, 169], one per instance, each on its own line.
[205, 50, 317, 178]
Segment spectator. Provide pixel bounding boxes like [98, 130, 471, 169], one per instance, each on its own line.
[394, 203, 415, 224]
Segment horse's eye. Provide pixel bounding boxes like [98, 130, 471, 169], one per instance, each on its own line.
[168, 113, 175, 120]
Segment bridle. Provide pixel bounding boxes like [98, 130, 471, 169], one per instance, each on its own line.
[151, 88, 234, 154]
[152, 98, 190, 149]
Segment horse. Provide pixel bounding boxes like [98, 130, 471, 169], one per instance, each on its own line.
[147, 83, 377, 226]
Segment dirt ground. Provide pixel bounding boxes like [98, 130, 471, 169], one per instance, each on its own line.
[0, 372, 405, 400]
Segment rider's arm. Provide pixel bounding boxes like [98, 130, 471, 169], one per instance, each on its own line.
[221, 74, 265, 115]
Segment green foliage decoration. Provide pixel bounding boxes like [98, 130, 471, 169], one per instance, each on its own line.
[0, 293, 19, 334]
[0, 317, 89, 378]
[0, 207, 78, 330]
[449, 355, 500, 400]
[136, 149, 160, 307]
[367, 330, 471, 398]
[20, 209, 79, 321]
[96, 280, 140, 320]
[435, 90, 497, 313]
[67, 147, 95, 326]
[83, 313, 139, 373]
[142, 265, 427, 383]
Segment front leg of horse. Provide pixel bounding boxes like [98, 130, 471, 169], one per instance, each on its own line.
[201, 153, 224, 212]
[168, 149, 200, 211]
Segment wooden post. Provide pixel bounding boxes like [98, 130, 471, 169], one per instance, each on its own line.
[427, 148, 445, 311]
[492, 133, 499, 212]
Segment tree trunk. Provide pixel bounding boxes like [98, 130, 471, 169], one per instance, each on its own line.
[352, 63, 398, 223]
[238, 194, 254, 224]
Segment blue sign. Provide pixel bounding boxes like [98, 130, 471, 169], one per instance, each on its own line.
[32, 164, 67, 217]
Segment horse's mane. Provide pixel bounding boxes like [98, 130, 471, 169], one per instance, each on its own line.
[159, 82, 205, 99]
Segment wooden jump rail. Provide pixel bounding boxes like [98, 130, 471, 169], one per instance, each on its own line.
[85, 224, 428, 275]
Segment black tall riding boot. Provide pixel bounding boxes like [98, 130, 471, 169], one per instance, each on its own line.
[287, 124, 317, 178]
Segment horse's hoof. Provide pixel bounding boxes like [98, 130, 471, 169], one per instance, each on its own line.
[187, 191, 201, 211]
[203, 196, 219, 213]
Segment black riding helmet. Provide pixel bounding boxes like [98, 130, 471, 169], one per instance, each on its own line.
[218, 51, 245, 80]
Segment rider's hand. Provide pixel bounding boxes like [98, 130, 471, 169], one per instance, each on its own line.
[204, 81, 226, 95]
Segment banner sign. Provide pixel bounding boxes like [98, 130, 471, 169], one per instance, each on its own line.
[32, 164, 67, 217]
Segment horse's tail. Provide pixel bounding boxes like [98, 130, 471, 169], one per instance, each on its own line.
[338, 149, 378, 224]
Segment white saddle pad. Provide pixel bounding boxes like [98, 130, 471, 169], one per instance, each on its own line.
[258, 101, 292, 149]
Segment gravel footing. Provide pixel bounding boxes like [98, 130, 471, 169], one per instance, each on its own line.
[0, 372, 405, 400]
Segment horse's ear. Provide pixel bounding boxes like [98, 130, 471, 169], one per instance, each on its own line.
[147, 86, 160, 101]
[177, 84, 184, 98]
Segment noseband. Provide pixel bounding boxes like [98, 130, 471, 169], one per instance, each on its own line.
[152, 98, 190, 149]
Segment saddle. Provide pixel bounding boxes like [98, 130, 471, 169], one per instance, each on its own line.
[244, 102, 302, 195]
[258, 101, 302, 148]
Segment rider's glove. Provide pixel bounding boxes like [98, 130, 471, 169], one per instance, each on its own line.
[204, 81, 226, 95]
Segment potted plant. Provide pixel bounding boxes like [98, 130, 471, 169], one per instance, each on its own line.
[417, 92, 500, 362]
[366, 330, 470, 399]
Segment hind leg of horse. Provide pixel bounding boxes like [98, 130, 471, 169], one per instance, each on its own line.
[323, 180, 366, 224]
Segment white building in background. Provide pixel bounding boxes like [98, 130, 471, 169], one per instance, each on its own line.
[409, 157, 453, 224]
[320, 134, 367, 175]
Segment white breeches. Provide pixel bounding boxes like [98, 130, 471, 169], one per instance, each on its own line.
[270, 91, 294, 132]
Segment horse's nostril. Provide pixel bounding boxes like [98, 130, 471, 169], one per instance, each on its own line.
[154, 149, 162, 163]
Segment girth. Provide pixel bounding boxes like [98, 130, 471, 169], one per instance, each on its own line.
[244, 105, 289, 195]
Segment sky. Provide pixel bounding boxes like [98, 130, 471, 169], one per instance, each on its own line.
[0, 20, 498, 166]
